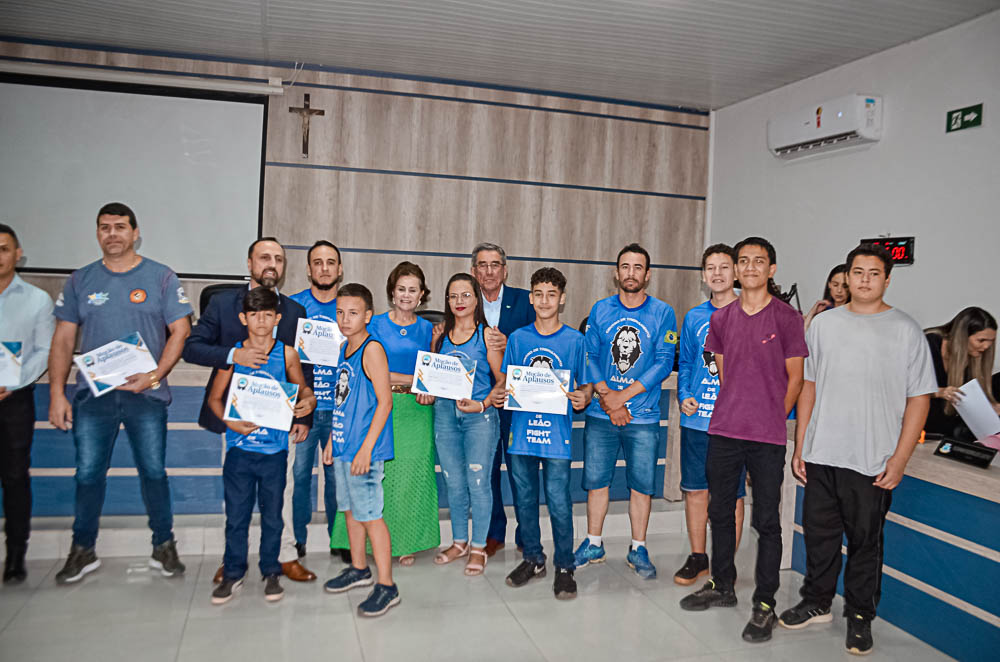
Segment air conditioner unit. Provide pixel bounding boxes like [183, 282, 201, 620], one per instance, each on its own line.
[767, 94, 882, 159]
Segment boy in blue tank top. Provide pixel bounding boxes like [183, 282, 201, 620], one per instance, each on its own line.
[500, 268, 592, 600]
[320, 284, 400, 618]
[207, 288, 316, 605]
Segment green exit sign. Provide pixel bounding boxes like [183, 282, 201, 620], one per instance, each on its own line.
[946, 103, 983, 133]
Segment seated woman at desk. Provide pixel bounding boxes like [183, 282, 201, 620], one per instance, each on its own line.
[924, 306, 998, 440]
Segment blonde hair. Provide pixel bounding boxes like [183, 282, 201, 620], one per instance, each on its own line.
[926, 307, 997, 416]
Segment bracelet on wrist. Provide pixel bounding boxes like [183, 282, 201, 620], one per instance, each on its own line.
[480, 400, 486, 413]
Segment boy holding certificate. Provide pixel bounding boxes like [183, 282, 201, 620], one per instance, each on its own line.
[501, 268, 591, 600]
[207, 287, 316, 605]
[321, 284, 399, 618]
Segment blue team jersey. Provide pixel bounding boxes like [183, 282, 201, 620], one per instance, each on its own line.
[288, 289, 339, 411]
[330, 336, 394, 462]
[677, 300, 727, 431]
[369, 312, 433, 375]
[438, 324, 494, 401]
[225, 340, 290, 454]
[584, 294, 678, 424]
[502, 324, 587, 460]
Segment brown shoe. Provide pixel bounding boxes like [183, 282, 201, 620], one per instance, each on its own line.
[484, 538, 505, 558]
[282, 560, 317, 582]
[213, 564, 224, 584]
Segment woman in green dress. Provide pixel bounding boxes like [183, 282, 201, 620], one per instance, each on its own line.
[331, 262, 439, 564]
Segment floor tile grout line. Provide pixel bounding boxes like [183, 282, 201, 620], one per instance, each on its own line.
[497, 583, 553, 662]
[173, 558, 205, 662]
[0, 558, 60, 637]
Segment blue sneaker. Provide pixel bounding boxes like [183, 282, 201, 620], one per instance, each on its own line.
[324, 566, 374, 593]
[573, 539, 606, 568]
[358, 583, 401, 617]
[626, 545, 657, 580]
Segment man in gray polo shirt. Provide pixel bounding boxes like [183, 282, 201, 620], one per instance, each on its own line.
[781, 244, 936, 656]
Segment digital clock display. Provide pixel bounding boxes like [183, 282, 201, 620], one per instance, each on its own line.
[859, 237, 915, 266]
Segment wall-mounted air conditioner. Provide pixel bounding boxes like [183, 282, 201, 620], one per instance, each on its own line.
[767, 94, 882, 159]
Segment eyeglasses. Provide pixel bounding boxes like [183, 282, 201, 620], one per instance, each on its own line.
[475, 261, 505, 272]
[447, 292, 475, 302]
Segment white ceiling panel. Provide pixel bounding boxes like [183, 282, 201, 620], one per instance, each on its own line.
[2, 0, 998, 109]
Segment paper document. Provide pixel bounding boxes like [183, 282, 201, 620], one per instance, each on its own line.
[223, 373, 299, 431]
[411, 351, 475, 400]
[73, 332, 158, 397]
[0, 342, 22, 388]
[295, 318, 345, 366]
[504, 365, 571, 415]
[955, 378, 1000, 441]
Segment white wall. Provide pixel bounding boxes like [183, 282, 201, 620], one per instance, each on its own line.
[710, 10, 1000, 337]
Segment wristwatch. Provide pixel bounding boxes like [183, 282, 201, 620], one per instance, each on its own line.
[148, 371, 161, 390]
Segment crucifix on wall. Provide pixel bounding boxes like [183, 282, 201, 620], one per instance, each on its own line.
[288, 93, 325, 158]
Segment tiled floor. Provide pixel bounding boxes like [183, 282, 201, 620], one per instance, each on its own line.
[0, 532, 950, 662]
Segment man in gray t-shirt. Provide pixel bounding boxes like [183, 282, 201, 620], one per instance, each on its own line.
[780, 246, 936, 657]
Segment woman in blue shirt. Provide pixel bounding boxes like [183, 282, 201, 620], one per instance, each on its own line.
[432, 273, 504, 576]
[330, 262, 440, 564]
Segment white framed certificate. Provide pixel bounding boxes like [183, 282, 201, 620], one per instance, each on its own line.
[295, 318, 345, 366]
[411, 351, 475, 400]
[0, 341, 22, 388]
[223, 373, 299, 431]
[505, 365, 571, 415]
[73, 332, 158, 397]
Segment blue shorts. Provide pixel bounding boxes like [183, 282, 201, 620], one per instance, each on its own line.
[681, 426, 746, 497]
[333, 458, 385, 522]
[583, 416, 660, 495]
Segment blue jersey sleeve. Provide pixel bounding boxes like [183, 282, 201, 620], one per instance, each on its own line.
[636, 304, 677, 395]
[573, 333, 589, 388]
[677, 309, 699, 403]
[584, 304, 604, 385]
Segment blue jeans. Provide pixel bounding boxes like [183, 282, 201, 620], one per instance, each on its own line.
[291, 409, 337, 542]
[71, 390, 173, 549]
[433, 401, 498, 547]
[582, 416, 660, 495]
[508, 453, 574, 570]
[223, 447, 287, 579]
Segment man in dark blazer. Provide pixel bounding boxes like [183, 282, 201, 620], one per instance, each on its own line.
[471, 243, 536, 556]
[182, 237, 317, 583]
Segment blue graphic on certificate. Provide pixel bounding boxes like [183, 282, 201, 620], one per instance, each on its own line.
[410, 350, 476, 400]
[504, 364, 571, 415]
[73, 332, 158, 397]
[224, 373, 300, 432]
[0, 341, 22, 388]
[295, 318, 345, 366]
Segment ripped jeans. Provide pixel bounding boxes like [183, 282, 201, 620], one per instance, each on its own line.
[433, 400, 498, 548]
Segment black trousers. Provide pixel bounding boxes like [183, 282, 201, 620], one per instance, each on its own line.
[0, 385, 35, 551]
[801, 463, 892, 621]
[707, 434, 786, 607]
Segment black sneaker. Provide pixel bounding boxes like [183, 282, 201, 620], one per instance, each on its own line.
[742, 602, 778, 643]
[846, 613, 873, 656]
[263, 574, 284, 602]
[149, 539, 185, 577]
[55, 545, 101, 585]
[505, 559, 546, 587]
[358, 583, 400, 617]
[673, 553, 709, 586]
[3, 546, 27, 584]
[553, 567, 577, 600]
[679, 579, 738, 611]
[296, 542, 307, 559]
[211, 577, 244, 605]
[778, 599, 833, 629]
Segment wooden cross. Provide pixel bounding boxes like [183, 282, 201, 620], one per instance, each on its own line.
[288, 94, 325, 158]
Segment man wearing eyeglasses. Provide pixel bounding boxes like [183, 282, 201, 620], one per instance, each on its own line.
[470, 242, 535, 556]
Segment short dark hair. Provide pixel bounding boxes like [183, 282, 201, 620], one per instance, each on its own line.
[530, 267, 567, 292]
[0, 223, 18, 248]
[734, 236, 776, 265]
[97, 202, 137, 229]
[701, 243, 736, 269]
[248, 236, 284, 259]
[616, 243, 650, 270]
[845, 244, 893, 277]
[243, 286, 279, 313]
[386, 261, 429, 305]
[307, 240, 341, 263]
[337, 282, 374, 312]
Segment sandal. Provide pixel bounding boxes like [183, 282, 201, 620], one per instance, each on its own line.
[434, 542, 469, 565]
[399, 554, 416, 567]
[464, 548, 488, 576]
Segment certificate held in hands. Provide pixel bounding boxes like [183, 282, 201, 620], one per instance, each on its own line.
[73, 332, 158, 397]
[295, 318, 345, 366]
[505, 365, 571, 415]
[0, 342, 22, 388]
[411, 351, 475, 400]
[224, 373, 300, 432]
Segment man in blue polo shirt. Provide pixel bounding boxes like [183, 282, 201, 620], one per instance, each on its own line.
[574, 243, 677, 579]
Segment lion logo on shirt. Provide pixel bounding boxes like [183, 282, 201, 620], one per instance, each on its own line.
[611, 325, 641, 374]
[529, 355, 554, 369]
[334, 367, 350, 407]
[702, 351, 719, 377]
